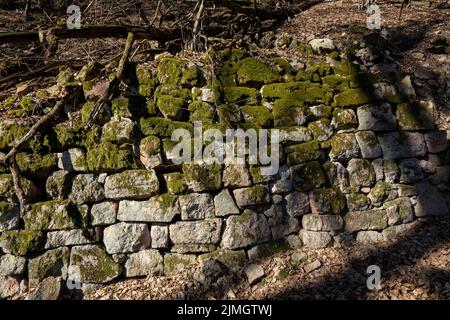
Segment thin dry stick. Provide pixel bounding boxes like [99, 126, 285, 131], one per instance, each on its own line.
[85, 32, 135, 129]
[9, 159, 26, 217]
[191, 0, 205, 51]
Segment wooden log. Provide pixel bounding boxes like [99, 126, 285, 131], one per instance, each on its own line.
[0, 25, 181, 45]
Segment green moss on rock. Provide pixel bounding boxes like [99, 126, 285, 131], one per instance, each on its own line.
[232, 57, 279, 87]
[285, 141, 322, 165]
[223, 87, 260, 105]
[240, 105, 272, 127]
[346, 193, 371, 211]
[54, 123, 86, 149]
[249, 240, 290, 260]
[18, 96, 41, 115]
[0, 95, 16, 110]
[135, 64, 154, 84]
[56, 67, 74, 86]
[70, 245, 121, 283]
[157, 95, 185, 120]
[329, 133, 360, 161]
[138, 84, 155, 97]
[181, 66, 201, 87]
[296, 43, 314, 56]
[111, 98, 132, 118]
[86, 141, 137, 172]
[261, 82, 332, 105]
[154, 85, 191, 103]
[28, 247, 70, 285]
[198, 250, 247, 272]
[308, 62, 332, 77]
[0, 173, 40, 201]
[308, 118, 333, 142]
[332, 108, 358, 130]
[16, 152, 58, 178]
[310, 187, 346, 214]
[273, 99, 309, 126]
[157, 58, 187, 86]
[81, 101, 111, 126]
[291, 161, 326, 191]
[322, 75, 350, 90]
[140, 117, 193, 137]
[217, 104, 241, 125]
[333, 88, 374, 107]
[188, 101, 214, 124]
[332, 59, 360, 76]
[272, 58, 293, 76]
[24, 199, 83, 231]
[368, 180, 391, 206]
[397, 101, 434, 130]
[182, 163, 222, 192]
[101, 117, 136, 144]
[0, 230, 44, 256]
[164, 172, 187, 195]
[77, 61, 103, 82]
[164, 253, 197, 275]
[0, 119, 32, 150]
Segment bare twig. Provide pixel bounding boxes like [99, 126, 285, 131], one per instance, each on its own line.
[150, 0, 162, 26]
[85, 32, 135, 129]
[9, 159, 26, 217]
[191, 0, 205, 51]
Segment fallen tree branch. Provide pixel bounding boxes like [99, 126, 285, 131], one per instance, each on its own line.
[0, 25, 180, 45]
[0, 88, 82, 165]
[85, 32, 135, 129]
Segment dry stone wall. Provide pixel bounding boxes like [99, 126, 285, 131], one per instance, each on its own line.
[1, 37, 449, 295]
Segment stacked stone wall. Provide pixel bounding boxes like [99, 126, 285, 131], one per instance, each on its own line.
[1, 41, 449, 294]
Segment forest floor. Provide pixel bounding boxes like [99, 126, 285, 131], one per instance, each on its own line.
[80, 217, 450, 300]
